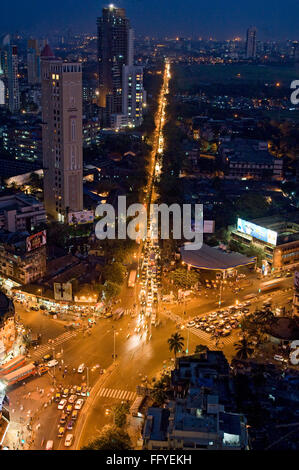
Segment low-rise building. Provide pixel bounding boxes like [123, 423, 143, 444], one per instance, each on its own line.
[0, 230, 46, 285]
[143, 352, 249, 450]
[0, 194, 46, 233]
[83, 118, 101, 148]
[2, 119, 42, 163]
[0, 291, 15, 362]
[231, 212, 299, 270]
[220, 138, 283, 181]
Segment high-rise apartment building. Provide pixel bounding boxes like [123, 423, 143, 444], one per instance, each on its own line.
[97, 4, 145, 128]
[122, 65, 146, 127]
[27, 39, 41, 84]
[7, 45, 20, 113]
[246, 26, 257, 58]
[41, 45, 83, 222]
[97, 5, 133, 117]
[0, 79, 5, 106]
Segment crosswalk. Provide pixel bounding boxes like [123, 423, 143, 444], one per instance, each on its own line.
[188, 327, 236, 347]
[97, 387, 137, 402]
[29, 331, 78, 360]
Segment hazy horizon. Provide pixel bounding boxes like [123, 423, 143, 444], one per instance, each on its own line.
[1, 0, 298, 41]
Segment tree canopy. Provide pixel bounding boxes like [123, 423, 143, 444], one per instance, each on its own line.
[81, 425, 132, 450]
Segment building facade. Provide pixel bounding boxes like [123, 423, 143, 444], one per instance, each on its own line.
[0, 291, 15, 363]
[122, 65, 146, 127]
[0, 231, 46, 285]
[143, 352, 248, 450]
[246, 26, 257, 58]
[27, 39, 41, 85]
[0, 194, 46, 233]
[41, 47, 83, 221]
[7, 45, 20, 114]
[220, 139, 283, 181]
[0, 79, 5, 106]
[231, 214, 299, 270]
[2, 119, 42, 162]
[97, 5, 133, 120]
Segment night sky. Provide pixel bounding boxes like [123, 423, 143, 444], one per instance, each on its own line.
[1, 0, 298, 40]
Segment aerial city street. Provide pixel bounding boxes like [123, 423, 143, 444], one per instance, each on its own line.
[0, 0, 299, 454]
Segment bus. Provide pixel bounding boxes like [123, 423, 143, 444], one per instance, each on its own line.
[260, 279, 284, 293]
[2, 363, 37, 387]
[128, 270, 137, 288]
[0, 355, 26, 376]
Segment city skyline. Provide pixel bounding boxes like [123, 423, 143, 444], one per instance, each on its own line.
[0, 0, 298, 40]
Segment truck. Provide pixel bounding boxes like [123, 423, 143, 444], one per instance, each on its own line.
[128, 270, 137, 288]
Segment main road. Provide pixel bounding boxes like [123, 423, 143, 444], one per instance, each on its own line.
[5, 59, 294, 451]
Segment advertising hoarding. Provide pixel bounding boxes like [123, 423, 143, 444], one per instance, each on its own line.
[26, 230, 46, 252]
[237, 218, 277, 246]
[68, 210, 94, 225]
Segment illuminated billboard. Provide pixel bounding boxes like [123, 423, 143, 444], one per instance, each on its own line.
[26, 230, 47, 252]
[237, 218, 277, 246]
[68, 210, 94, 225]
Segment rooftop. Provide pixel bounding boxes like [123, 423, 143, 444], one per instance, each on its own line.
[265, 317, 299, 341]
[0, 193, 43, 213]
[181, 243, 255, 271]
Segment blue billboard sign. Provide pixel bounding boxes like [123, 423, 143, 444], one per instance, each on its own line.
[237, 218, 277, 246]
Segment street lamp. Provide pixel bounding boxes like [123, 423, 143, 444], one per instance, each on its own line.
[186, 328, 190, 354]
[112, 328, 118, 361]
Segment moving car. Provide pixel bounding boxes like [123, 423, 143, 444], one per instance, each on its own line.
[67, 421, 74, 430]
[77, 363, 85, 374]
[38, 365, 48, 376]
[47, 359, 59, 368]
[57, 426, 65, 438]
[74, 398, 84, 410]
[66, 404, 73, 414]
[60, 413, 67, 425]
[68, 394, 77, 404]
[45, 440, 54, 450]
[64, 434, 73, 447]
[58, 399, 67, 410]
[43, 353, 53, 362]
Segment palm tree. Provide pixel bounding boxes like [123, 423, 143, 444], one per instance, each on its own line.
[168, 333, 184, 359]
[234, 336, 254, 360]
[255, 308, 277, 326]
[194, 344, 209, 355]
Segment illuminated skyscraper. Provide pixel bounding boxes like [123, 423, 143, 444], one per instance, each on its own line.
[246, 26, 257, 58]
[7, 45, 20, 114]
[41, 45, 83, 222]
[122, 65, 146, 127]
[0, 80, 5, 106]
[97, 5, 133, 118]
